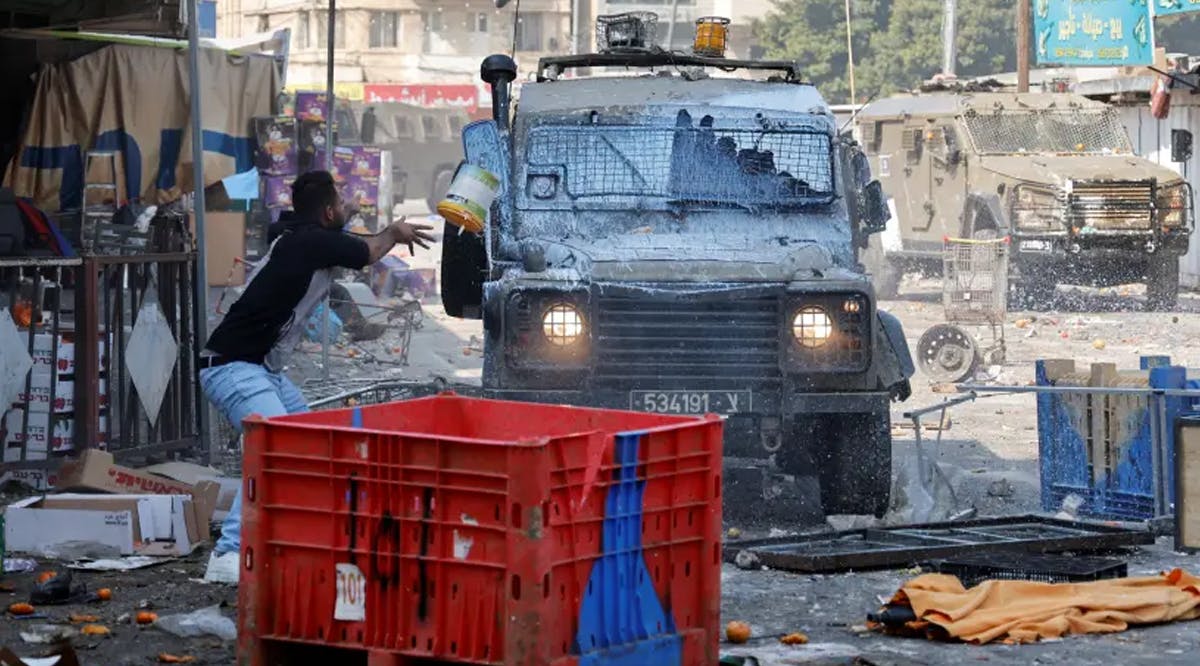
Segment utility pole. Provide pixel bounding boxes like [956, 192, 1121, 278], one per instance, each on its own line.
[666, 0, 681, 51]
[322, 0, 336, 379]
[844, 0, 856, 105]
[941, 0, 956, 77]
[1017, 0, 1030, 92]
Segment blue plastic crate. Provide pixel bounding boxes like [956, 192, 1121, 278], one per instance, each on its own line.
[1036, 357, 1189, 521]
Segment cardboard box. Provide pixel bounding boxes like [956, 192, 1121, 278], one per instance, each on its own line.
[3, 410, 109, 459]
[15, 374, 108, 414]
[205, 212, 248, 286]
[144, 460, 241, 522]
[57, 449, 203, 496]
[24, 332, 110, 377]
[0, 467, 58, 491]
[4, 493, 206, 556]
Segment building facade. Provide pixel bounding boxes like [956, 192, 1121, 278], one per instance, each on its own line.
[216, 0, 572, 94]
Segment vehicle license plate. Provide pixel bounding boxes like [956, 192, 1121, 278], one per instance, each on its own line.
[630, 391, 751, 415]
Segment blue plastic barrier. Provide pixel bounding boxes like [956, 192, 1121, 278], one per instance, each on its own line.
[1037, 356, 1188, 520]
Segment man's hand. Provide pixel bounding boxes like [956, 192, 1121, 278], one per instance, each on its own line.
[388, 217, 436, 255]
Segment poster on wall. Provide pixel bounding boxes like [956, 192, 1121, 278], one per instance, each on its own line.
[1033, 0, 1155, 67]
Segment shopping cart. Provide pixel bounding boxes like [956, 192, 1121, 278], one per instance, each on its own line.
[916, 236, 1009, 382]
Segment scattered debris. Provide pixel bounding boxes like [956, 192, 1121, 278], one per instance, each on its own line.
[725, 621, 751, 644]
[30, 571, 87, 605]
[2, 559, 37, 574]
[1055, 493, 1085, 521]
[136, 612, 159, 625]
[7, 604, 35, 617]
[871, 568, 1200, 644]
[726, 527, 742, 539]
[18, 624, 77, 645]
[1092, 338, 1107, 350]
[0, 644, 81, 666]
[779, 632, 809, 645]
[987, 479, 1015, 498]
[157, 655, 196, 664]
[154, 606, 237, 641]
[95, 589, 112, 602]
[733, 550, 760, 570]
[79, 624, 110, 637]
[67, 557, 175, 572]
[723, 516, 1154, 573]
[67, 615, 100, 624]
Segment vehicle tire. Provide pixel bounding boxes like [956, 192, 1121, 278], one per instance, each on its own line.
[862, 235, 900, 300]
[916, 323, 979, 383]
[776, 413, 892, 518]
[1146, 256, 1180, 311]
[427, 169, 455, 216]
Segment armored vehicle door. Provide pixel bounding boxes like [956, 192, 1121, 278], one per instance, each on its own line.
[926, 123, 967, 239]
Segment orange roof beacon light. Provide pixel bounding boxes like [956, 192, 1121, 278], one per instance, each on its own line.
[693, 17, 730, 58]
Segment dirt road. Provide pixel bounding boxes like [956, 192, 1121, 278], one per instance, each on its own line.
[6, 209, 1200, 664]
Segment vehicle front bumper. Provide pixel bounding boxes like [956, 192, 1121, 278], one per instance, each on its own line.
[1012, 230, 1188, 283]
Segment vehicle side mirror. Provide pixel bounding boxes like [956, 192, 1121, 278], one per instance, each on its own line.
[1172, 129, 1193, 163]
[850, 150, 872, 187]
[863, 180, 888, 235]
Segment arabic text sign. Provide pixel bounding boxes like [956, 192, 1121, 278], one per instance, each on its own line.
[363, 84, 482, 113]
[1154, 0, 1200, 17]
[1034, 0, 1154, 66]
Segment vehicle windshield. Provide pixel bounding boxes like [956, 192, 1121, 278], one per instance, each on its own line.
[524, 119, 835, 209]
[962, 108, 1132, 155]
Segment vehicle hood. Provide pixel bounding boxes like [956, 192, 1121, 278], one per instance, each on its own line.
[533, 233, 855, 282]
[977, 155, 1185, 185]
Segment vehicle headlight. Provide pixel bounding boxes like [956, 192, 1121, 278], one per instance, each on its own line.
[542, 303, 585, 346]
[792, 306, 832, 348]
[1013, 185, 1062, 231]
[1157, 182, 1192, 228]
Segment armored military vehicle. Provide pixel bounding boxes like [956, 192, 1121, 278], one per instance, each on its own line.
[440, 15, 915, 517]
[855, 91, 1192, 309]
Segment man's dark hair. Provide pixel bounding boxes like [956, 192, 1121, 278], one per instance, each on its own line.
[291, 170, 339, 217]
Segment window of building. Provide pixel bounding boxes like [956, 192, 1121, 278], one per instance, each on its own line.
[394, 117, 413, 138]
[369, 11, 399, 48]
[316, 10, 346, 49]
[422, 10, 444, 33]
[515, 13, 544, 52]
[295, 11, 310, 49]
[421, 116, 440, 139]
[476, 12, 488, 33]
[448, 115, 465, 135]
[256, 14, 269, 32]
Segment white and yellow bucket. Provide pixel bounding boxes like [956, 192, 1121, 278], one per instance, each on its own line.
[436, 163, 500, 234]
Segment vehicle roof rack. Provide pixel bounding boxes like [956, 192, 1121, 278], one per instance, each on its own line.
[536, 51, 804, 83]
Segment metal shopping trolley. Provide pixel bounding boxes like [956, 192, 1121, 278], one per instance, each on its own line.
[916, 236, 1009, 382]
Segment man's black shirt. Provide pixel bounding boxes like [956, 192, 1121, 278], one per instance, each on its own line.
[204, 215, 370, 366]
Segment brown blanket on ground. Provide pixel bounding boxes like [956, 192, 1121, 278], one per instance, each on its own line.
[873, 569, 1200, 644]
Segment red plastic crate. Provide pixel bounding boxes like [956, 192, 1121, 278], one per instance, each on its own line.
[237, 393, 723, 666]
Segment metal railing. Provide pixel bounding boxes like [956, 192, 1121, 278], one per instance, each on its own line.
[1, 251, 203, 473]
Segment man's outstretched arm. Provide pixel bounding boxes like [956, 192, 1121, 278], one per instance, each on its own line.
[361, 217, 436, 264]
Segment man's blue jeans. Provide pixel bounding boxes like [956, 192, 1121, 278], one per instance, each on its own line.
[200, 361, 309, 554]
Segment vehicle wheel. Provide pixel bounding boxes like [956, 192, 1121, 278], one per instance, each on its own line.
[916, 323, 979, 383]
[427, 169, 455, 216]
[863, 236, 900, 300]
[1146, 256, 1180, 311]
[776, 413, 892, 518]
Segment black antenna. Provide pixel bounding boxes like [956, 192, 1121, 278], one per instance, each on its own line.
[507, 0, 523, 57]
[839, 90, 879, 134]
